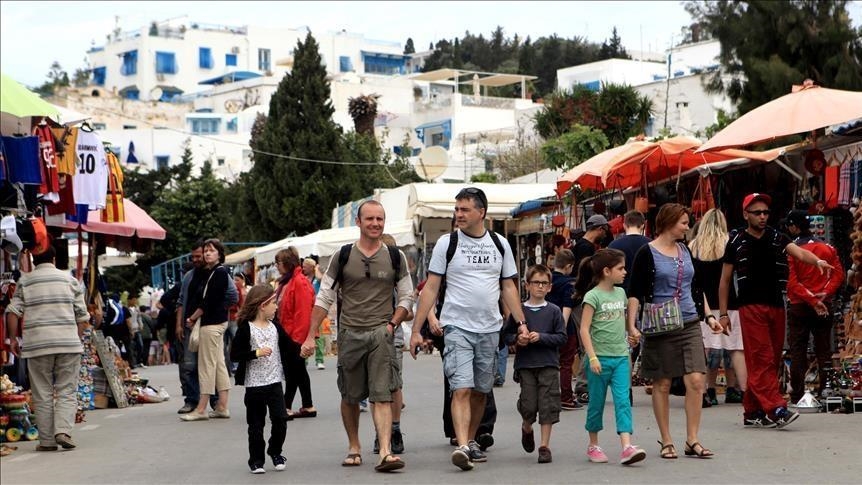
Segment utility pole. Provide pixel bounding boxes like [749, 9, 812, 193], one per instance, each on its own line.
[663, 34, 674, 131]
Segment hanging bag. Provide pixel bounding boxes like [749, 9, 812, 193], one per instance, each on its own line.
[639, 244, 685, 336]
[188, 268, 217, 352]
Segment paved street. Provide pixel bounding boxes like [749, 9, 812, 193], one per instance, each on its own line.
[1, 352, 859, 484]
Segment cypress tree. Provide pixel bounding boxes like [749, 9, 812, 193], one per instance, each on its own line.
[245, 32, 367, 241]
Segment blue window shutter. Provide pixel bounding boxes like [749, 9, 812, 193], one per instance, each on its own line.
[155, 52, 177, 74]
[225, 53, 237, 66]
[582, 80, 600, 91]
[121, 50, 138, 76]
[339, 56, 353, 72]
[92, 67, 106, 85]
[124, 89, 139, 100]
[199, 47, 213, 69]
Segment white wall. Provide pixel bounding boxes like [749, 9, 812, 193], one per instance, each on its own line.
[633, 73, 734, 138]
[557, 59, 667, 91]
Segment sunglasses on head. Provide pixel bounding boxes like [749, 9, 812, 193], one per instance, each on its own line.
[457, 187, 487, 209]
[746, 209, 770, 216]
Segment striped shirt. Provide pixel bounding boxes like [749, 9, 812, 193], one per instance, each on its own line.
[6, 263, 89, 358]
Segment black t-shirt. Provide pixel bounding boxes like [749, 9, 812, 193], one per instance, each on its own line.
[572, 237, 597, 271]
[692, 257, 738, 310]
[608, 234, 651, 291]
[723, 226, 791, 307]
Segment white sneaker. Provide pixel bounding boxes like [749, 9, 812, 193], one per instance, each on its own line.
[317, 362, 325, 370]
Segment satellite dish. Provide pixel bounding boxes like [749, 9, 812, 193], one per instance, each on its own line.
[415, 146, 449, 180]
[149, 87, 163, 101]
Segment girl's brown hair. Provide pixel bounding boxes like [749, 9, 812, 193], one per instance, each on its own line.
[236, 284, 276, 324]
[573, 248, 626, 301]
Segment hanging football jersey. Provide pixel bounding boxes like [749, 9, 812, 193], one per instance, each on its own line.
[1, 136, 42, 185]
[72, 130, 108, 210]
[101, 150, 124, 222]
[51, 126, 78, 175]
[33, 124, 60, 202]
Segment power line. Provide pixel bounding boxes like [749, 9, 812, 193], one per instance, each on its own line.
[72, 103, 483, 170]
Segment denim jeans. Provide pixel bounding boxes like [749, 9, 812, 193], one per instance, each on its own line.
[496, 345, 508, 383]
[179, 326, 200, 405]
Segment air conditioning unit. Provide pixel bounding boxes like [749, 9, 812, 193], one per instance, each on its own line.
[156, 73, 165, 81]
[231, 46, 240, 54]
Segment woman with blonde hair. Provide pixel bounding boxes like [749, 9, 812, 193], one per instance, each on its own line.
[688, 209, 747, 407]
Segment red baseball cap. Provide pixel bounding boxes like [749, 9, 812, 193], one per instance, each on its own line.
[743, 193, 772, 210]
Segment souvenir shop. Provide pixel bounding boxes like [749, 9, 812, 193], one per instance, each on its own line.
[0, 83, 168, 454]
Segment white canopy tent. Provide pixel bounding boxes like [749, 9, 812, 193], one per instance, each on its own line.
[408, 182, 557, 219]
[255, 219, 416, 266]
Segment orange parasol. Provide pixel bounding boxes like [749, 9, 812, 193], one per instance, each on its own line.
[697, 80, 862, 153]
[601, 136, 784, 188]
[555, 143, 649, 197]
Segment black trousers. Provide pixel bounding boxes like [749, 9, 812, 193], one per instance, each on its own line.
[245, 382, 288, 467]
[787, 303, 832, 402]
[283, 340, 313, 409]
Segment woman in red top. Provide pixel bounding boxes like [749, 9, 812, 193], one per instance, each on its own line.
[274, 247, 317, 418]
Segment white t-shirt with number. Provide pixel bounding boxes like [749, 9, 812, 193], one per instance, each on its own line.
[72, 130, 109, 209]
[428, 229, 517, 334]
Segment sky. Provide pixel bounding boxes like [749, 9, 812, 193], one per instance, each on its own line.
[2, 0, 861, 88]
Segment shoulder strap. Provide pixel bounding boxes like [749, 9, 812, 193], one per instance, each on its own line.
[488, 231, 506, 276]
[674, 243, 685, 299]
[387, 244, 401, 286]
[331, 243, 353, 290]
[445, 230, 459, 267]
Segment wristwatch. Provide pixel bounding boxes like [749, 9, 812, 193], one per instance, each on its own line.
[387, 321, 398, 329]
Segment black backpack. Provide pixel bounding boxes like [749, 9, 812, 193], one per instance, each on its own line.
[331, 243, 402, 323]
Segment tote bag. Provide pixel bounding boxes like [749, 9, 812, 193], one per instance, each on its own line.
[639, 244, 685, 336]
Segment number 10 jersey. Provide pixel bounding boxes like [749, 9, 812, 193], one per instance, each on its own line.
[73, 130, 108, 210]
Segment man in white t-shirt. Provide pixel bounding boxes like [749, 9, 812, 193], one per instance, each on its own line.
[410, 187, 528, 471]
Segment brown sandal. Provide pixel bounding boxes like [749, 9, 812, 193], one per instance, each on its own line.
[658, 440, 678, 459]
[684, 441, 714, 458]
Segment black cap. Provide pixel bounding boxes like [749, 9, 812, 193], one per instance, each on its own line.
[782, 210, 810, 231]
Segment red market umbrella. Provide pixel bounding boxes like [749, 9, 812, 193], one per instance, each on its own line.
[601, 136, 783, 188]
[697, 80, 862, 153]
[555, 143, 648, 197]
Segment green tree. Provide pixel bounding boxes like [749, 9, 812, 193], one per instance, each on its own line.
[243, 32, 400, 241]
[149, 160, 228, 262]
[404, 38, 415, 54]
[470, 172, 499, 183]
[533, 83, 653, 146]
[541, 124, 609, 170]
[686, 0, 862, 114]
[33, 61, 70, 97]
[598, 27, 631, 60]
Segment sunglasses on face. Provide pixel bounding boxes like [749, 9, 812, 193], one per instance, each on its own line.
[362, 258, 371, 279]
[746, 210, 771, 216]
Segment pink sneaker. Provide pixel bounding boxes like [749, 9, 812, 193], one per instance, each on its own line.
[587, 445, 608, 463]
[620, 445, 646, 465]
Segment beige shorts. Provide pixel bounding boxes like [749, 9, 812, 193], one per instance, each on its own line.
[701, 310, 744, 351]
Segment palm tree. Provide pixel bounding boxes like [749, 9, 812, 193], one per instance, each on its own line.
[347, 93, 380, 136]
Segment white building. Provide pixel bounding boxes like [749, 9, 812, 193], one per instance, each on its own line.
[87, 20, 407, 102]
[554, 39, 730, 138]
[69, 20, 541, 182]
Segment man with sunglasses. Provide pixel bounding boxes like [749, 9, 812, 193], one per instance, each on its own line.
[304, 200, 413, 472]
[410, 187, 528, 471]
[719, 193, 833, 429]
[782, 210, 843, 406]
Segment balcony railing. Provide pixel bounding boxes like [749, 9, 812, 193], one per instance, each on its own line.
[411, 95, 453, 113]
[461, 95, 516, 110]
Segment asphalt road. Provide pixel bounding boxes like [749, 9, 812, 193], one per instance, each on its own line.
[1, 352, 859, 484]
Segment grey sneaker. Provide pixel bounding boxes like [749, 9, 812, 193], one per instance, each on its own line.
[467, 440, 487, 462]
[451, 445, 474, 471]
[770, 407, 799, 429]
[177, 403, 195, 414]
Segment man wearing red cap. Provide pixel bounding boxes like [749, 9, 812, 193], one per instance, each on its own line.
[718, 193, 834, 429]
